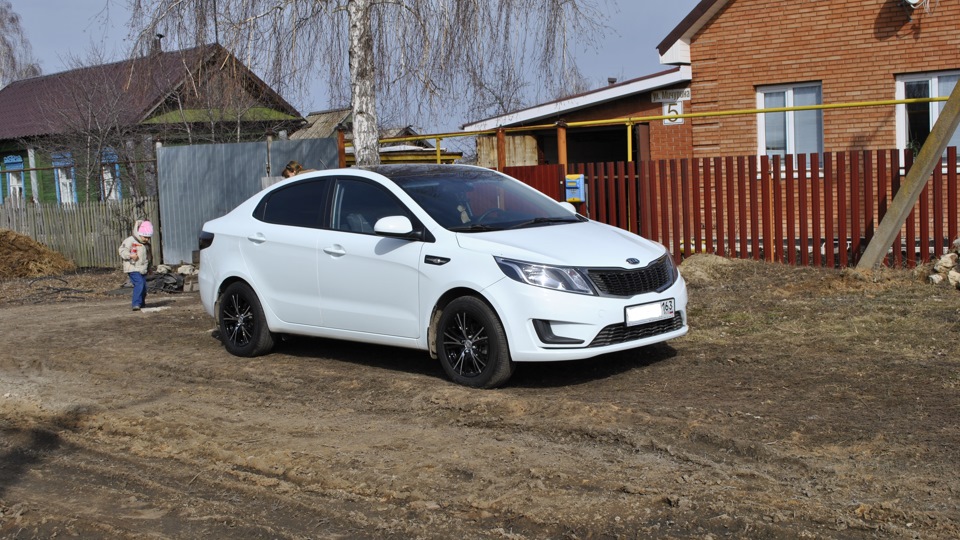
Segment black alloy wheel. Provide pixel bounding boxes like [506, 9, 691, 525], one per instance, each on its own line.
[218, 282, 275, 357]
[437, 296, 513, 388]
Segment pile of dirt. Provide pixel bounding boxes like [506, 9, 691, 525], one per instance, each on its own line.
[0, 229, 76, 279]
[678, 253, 739, 286]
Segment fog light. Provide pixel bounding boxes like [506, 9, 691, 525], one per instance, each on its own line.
[532, 320, 584, 345]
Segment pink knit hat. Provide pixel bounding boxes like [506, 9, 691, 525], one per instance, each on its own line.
[138, 220, 154, 237]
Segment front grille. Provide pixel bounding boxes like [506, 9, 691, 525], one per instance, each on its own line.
[587, 256, 674, 296]
[588, 312, 684, 347]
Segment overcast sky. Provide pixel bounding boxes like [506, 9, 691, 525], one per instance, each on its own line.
[14, 0, 701, 126]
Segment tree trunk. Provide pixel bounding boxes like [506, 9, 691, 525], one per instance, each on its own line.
[347, 0, 380, 167]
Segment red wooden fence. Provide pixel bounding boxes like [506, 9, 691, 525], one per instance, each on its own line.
[506, 149, 960, 269]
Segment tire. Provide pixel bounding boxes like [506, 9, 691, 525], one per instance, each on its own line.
[437, 296, 514, 388]
[218, 282, 275, 357]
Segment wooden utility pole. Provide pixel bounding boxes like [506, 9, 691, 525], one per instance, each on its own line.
[857, 82, 960, 269]
[556, 122, 568, 166]
[496, 128, 506, 171]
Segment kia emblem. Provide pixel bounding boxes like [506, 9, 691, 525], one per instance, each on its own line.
[626, 258, 640, 265]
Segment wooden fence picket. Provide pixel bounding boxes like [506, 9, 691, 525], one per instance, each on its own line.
[0, 197, 160, 268]
[506, 149, 960, 269]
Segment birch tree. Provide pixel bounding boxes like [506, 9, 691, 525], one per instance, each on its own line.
[0, 1, 41, 87]
[128, 0, 608, 166]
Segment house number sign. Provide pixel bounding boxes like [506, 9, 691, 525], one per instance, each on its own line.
[652, 88, 690, 126]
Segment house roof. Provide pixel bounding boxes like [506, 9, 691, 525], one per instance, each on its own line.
[291, 108, 439, 150]
[657, 0, 728, 65]
[0, 43, 301, 141]
[289, 107, 352, 140]
[460, 66, 692, 131]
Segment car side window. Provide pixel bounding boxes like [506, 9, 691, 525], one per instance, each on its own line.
[331, 178, 409, 234]
[254, 179, 328, 228]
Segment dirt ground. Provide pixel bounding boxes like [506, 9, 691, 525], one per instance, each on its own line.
[1, 231, 958, 538]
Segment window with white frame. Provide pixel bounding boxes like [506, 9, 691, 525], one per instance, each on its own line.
[101, 151, 121, 201]
[757, 83, 823, 160]
[8, 171, 23, 200]
[896, 71, 960, 154]
[102, 165, 119, 201]
[55, 167, 76, 203]
[3, 155, 25, 202]
[52, 152, 76, 204]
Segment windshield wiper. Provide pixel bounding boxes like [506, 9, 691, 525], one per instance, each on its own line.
[508, 216, 581, 229]
[448, 223, 501, 232]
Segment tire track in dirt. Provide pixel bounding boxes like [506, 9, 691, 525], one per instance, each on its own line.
[3, 261, 960, 538]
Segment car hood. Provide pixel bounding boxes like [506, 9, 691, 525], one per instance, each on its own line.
[455, 221, 667, 268]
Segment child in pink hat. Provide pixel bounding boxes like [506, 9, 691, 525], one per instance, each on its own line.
[119, 219, 154, 311]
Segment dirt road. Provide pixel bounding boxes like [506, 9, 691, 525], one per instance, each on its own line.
[1, 256, 958, 539]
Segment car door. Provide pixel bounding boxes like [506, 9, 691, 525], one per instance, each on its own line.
[239, 178, 328, 326]
[316, 177, 424, 338]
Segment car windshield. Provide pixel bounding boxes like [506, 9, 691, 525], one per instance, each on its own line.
[370, 165, 583, 232]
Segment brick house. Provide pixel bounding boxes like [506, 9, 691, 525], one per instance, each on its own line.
[465, 0, 959, 168]
[658, 0, 960, 158]
[0, 43, 303, 205]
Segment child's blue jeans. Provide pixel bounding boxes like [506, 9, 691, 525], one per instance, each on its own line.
[129, 272, 147, 308]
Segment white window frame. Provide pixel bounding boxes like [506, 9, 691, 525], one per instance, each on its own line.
[8, 171, 23, 200]
[102, 165, 120, 201]
[55, 166, 76, 204]
[756, 83, 823, 159]
[895, 70, 960, 151]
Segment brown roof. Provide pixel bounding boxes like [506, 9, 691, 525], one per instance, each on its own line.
[0, 43, 300, 141]
[656, 0, 726, 60]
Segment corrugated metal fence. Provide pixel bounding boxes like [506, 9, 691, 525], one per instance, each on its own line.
[157, 138, 337, 265]
[0, 197, 160, 268]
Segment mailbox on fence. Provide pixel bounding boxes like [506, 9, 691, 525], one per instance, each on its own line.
[565, 173, 586, 204]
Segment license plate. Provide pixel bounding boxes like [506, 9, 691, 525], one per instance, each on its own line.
[625, 299, 675, 326]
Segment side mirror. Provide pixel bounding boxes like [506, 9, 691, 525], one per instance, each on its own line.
[559, 201, 577, 214]
[374, 215, 415, 238]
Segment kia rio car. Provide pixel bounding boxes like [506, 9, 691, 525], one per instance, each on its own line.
[198, 164, 688, 388]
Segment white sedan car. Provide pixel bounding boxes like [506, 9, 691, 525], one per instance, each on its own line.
[198, 164, 688, 388]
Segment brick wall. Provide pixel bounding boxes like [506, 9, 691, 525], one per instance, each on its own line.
[689, 0, 960, 156]
[650, 110, 694, 160]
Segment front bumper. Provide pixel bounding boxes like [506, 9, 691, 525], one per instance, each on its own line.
[483, 274, 689, 362]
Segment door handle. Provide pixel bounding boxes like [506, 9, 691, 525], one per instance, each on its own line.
[323, 245, 346, 257]
[246, 233, 266, 244]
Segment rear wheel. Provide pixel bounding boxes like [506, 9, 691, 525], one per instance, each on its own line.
[218, 282, 274, 357]
[437, 296, 513, 388]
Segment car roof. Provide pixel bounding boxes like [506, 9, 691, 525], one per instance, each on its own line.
[363, 164, 499, 183]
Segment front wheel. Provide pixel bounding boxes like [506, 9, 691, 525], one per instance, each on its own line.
[437, 296, 514, 388]
[218, 282, 274, 357]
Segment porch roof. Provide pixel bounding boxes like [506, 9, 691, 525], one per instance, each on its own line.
[460, 66, 692, 132]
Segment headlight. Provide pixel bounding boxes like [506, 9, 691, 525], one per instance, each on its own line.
[495, 257, 595, 295]
[663, 253, 679, 282]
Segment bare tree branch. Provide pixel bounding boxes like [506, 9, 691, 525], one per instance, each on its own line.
[0, 1, 42, 87]
[127, 0, 610, 166]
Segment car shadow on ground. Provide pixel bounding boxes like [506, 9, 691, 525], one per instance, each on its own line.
[273, 335, 445, 379]
[258, 334, 676, 388]
[0, 406, 86, 499]
[509, 343, 677, 388]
